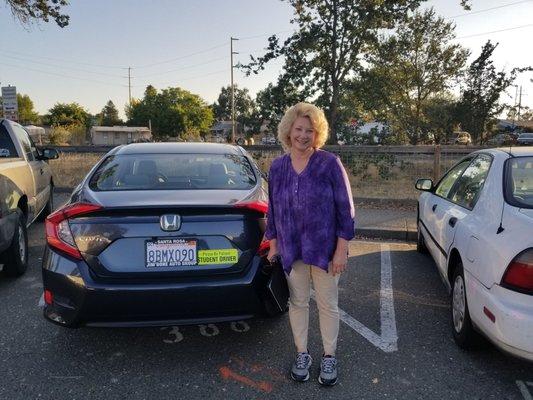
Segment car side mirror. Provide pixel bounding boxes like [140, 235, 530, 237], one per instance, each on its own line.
[41, 148, 60, 160]
[415, 178, 433, 191]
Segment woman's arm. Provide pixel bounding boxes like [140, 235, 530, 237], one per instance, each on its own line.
[330, 157, 355, 275]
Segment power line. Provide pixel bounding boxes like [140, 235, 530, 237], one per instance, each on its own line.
[0, 51, 127, 78]
[132, 43, 228, 69]
[456, 23, 533, 39]
[0, 48, 126, 70]
[132, 69, 229, 88]
[0, 61, 129, 87]
[446, 0, 532, 19]
[134, 56, 227, 78]
[239, 29, 294, 41]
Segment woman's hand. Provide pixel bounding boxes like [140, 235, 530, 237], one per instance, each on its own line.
[331, 238, 349, 276]
[267, 239, 278, 262]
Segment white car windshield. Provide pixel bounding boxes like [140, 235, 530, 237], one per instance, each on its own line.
[507, 156, 533, 208]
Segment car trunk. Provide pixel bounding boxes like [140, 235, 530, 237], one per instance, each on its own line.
[69, 189, 266, 281]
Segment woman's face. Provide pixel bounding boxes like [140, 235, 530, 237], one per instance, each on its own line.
[289, 116, 316, 152]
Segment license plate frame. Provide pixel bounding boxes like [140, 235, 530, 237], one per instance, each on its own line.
[145, 238, 197, 268]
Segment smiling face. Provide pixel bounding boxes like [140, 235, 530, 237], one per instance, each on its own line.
[289, 116, 316, 153]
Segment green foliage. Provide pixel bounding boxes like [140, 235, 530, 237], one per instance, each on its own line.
[4, 0, 69, 27]
[16, 94, 40, 125]
[212, 85, 257, 131]
[49, 125, 71, 145]
[357, 9, 468, 144]
[48, 123, 85, 145]
[455, 41, 525, 143]
[421, 95, 458, 144]
[46, 102, 89, 127]
[127, 85, 214, 139]
[255, 78, 307, 133]
[98, 100, 122, 126]
[242, 0, 423, 143]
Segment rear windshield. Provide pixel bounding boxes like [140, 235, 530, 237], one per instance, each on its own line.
[505, 156, 533, 208]
[89, 153, 257, 191]
[519, 133, 533, 138]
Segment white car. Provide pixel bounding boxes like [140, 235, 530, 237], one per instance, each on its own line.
[415, 147, 533, 361]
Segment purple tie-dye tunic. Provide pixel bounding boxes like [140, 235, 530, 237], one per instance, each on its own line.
[265, 149, 355, 273]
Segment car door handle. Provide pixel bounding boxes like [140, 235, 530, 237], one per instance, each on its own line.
[432, 204, 437, 212]
[448, 217, 458, 228]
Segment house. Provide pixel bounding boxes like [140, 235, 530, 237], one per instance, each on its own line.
[497, 119, 533, 132]
[90, 126, 151, 145]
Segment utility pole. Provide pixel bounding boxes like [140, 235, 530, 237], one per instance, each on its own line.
[230, 37, 239, 144]
[517, 85, 523, 120]
[128, 67, 132, 106]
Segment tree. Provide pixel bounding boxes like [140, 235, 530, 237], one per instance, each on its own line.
[45, 102, 89, 127]
[212, 85, 256, 129]
[422, 95, 459, 144]
[255, 77, 308, 133]
[3, 0, 69, 27]
[357, 9, 468, 143]
[127, 85, 214, 139]
[242, 0, 426, 143]
[98, 100, 122, 126]
[455, 41, 525, 143]
[17, 94, 40, 125]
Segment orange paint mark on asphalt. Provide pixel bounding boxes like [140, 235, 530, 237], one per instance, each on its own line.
[229, 356, 286, 382]
[219, 366, 273, 393]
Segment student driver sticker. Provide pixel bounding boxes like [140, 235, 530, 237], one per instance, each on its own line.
[197, 249, 238, 265]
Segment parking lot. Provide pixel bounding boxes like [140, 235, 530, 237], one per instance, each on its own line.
[0, 193, 531, 400]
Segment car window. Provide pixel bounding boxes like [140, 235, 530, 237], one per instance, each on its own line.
[11, 124, 34, 161]
[447, 154, 492, 209]
[506, 156, 533, 209]
[434, 159, 472, 198]
[89, 153, 258, 191]
[0, 123, 18, 158]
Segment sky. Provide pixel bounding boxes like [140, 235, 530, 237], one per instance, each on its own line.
[0, 0, 532, 120]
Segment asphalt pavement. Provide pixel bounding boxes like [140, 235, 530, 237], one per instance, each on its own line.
[0, 193, 531, 400]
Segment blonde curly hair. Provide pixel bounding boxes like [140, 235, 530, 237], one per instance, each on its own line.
[277, 102, 329, 152]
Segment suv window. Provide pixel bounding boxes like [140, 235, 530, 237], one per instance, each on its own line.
[11, 124, 35, 161]
[435, 158, 472, 198]
[447, 154, 492, 209]
[0, 123, 18, 158]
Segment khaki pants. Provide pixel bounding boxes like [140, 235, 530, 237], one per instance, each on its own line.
[286, 260, 340, 356]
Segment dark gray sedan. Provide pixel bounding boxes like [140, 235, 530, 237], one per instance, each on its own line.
[42, 143, 287, 327]
[517, 132, 533, 146]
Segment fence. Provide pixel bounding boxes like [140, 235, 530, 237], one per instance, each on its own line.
[48, 145, 483, 200]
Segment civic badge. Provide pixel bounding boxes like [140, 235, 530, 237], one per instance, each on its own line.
[160, 214, 181, 231]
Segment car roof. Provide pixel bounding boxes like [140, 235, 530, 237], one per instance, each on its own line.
[490, 147, 533, 157]
[113, 142, 244, 156]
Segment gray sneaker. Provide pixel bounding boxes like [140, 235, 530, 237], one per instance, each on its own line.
[318, 355, 338, 386]
[291, 352, 312, 382]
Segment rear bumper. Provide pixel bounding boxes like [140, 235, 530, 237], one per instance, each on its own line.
[466, 270, 533, 362]
[42, 247, 277, 327]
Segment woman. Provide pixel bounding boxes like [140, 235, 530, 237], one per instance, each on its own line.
[265, 102, 355, 386]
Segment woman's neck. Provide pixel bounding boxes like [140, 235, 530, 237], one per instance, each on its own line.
[290, 147, 315, 160]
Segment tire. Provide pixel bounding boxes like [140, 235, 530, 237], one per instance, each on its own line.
[416, 212, 428, 254]
[1, 210, 28, 277]
[38, 184, 54, 221]
[450, 263, 480, 349]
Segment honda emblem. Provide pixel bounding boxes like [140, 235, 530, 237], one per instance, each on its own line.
[160, 214, 181, 231]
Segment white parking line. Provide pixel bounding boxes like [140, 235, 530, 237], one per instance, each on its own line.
[38, 293, 44, 307]
[517, 381, 533, 400]
[312, 243, 398, 353]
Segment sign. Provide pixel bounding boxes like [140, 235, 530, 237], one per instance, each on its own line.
[1, 86, 18, 121]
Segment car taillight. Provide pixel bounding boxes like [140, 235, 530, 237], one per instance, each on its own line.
[501, 249, 533, 294]
[233, 200, 268, 214]
[45, 203, 102, 260]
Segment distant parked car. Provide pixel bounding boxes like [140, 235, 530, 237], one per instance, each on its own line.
[448, 131, 472, 145]
[517, 132, 533, 146]
[415, 147, 533, 361]
[487, 134, 514, 147]
[261, 136, 278, 145]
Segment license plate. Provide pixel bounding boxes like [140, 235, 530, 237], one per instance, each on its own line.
[145, 239, 197, 267]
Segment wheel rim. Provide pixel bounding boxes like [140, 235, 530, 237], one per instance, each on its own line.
[18, 225, 26, 263]
[452, 275, 466, 332]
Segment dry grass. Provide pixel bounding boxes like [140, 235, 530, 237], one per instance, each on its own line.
[49, 150, 462, 200]
[49, 153, 103, 188]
